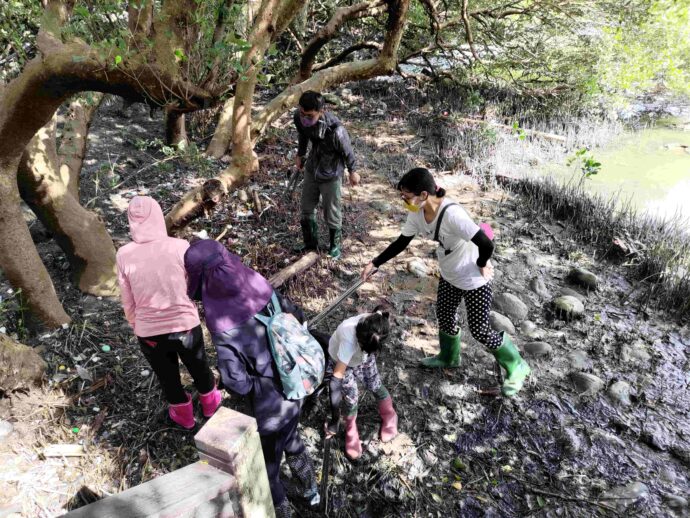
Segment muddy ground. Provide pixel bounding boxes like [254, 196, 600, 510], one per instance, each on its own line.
[1, 84, 689, 518]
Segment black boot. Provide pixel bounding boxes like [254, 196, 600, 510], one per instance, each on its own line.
[296, 216, 318, 252]
[328, 227, 342, 259]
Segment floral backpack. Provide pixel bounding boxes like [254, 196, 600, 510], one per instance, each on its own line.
[255, 292, 325, 400]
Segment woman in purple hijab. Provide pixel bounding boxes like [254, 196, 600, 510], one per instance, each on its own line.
[184, 240, 318, 518]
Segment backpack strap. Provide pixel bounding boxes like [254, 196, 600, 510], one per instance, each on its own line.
[433, 203, 459, 255]
[254, 291, 281, 326]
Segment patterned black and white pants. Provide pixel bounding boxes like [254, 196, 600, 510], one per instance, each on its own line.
[436, 278, 503, 350]
[325, 355, 389, 416]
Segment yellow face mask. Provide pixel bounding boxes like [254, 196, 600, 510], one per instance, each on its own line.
[402, 194, 426, 213]
[403, 199, 421, 212]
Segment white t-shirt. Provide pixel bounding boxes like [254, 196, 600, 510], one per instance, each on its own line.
[328, 313, 369, 367]
[401, 198, 487, 291]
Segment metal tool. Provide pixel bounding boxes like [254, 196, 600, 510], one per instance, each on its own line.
[320, 423, 337, 514]
[284, 168, 302, 199]
[308, 269, 377, 329]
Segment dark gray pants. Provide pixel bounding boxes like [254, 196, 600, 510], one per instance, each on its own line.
[300, 170, 342, 229]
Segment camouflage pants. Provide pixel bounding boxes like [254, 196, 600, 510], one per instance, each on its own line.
[326, 354, 389, 416]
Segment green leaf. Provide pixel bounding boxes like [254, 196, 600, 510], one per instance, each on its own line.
[114, 55, 122, 65]
[537, 495, 545, 507]
[174, 48, 186, 61]
[73, 5, 89, 17]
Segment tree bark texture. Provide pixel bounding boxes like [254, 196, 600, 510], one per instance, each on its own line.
[18, 115, 119, 298]
[165, 109, 188, 147]
[58, 93, 104, 198]
[205, 96, 235, 158]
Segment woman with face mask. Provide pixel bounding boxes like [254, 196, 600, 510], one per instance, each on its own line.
[360, 168, 530, 397]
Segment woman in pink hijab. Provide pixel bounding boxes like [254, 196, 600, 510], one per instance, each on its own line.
[116, 196, 221, 429]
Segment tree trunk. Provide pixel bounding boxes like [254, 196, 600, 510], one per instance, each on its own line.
[18, 115, 119, 298]
[58, 92, 104, 198]
[205, 96, 235, 158]
[165, 109, 188, 147]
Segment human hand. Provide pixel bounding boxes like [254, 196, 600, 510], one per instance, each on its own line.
[324, 420, 338, 438]
[361, 261, 376, 281]
[349, 171, 361, 186]
[479, 260, 494, 281]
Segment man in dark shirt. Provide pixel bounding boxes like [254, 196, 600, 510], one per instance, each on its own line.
[294, 91, 359, 259]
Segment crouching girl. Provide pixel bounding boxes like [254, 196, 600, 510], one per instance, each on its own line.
[326, 307, 398, 460]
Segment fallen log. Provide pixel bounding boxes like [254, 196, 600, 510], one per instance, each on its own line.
[268, 252, 319, 288]
[456, 117, 567, 143]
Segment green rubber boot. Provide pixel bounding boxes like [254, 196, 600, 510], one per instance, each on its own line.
[296, 216, 318, 252]
[328, 228, 342, 259]
[420, 330, 461, 368]
[492, 334, 531, 397]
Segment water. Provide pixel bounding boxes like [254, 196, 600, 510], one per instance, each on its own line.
[548, 119, 690, 222]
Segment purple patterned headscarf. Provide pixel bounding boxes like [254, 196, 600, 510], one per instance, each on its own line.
[184, 240, 273, 334]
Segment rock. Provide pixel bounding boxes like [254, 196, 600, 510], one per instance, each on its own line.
[407, 259, 429, 278]
[0, 419, 13, 442]
[621, 340, 651, 364]
[390, 290, 420, 310]
[529, 276, 550, 298]
[670, 442, 690, 468]
[552, 295, 585, 320]
[568, 267, 599, 291]
[600, 481, 649, 511]
[492, 293, 529, 322]
[663, 493, 688, 513]
[608, 380, 632, 406]
[642, 422, 675, 451]
[559, 427, 582, 454]
[238, 189, 249, 202]
[421, 449, 438, 466]
[0, 334, 46, 392]
[322, 92, 342, 106]
[489, 311, 516, 335]
[590, 428, 626, 448]
[567, 350, 589, 370]
[523, 341, 552, 357]
[370, 200, 393, 213]
[559, 287, 587, 302]
[520, 321, 545, 340]
[439, 381, 472, 400]
[570, 372, 604, 394]
[659, 466, 676, 484]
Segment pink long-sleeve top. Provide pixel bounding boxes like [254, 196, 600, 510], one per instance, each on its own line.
[116, 196, 200, 338]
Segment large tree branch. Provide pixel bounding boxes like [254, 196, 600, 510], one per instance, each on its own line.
[313, 41, 382, 72]
[461, 0, 480, 61]
[293, 1, 386, 83]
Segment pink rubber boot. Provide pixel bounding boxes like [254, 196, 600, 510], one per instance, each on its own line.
[377, 396, 399, 443]
[344, 415, 363, 460]
[169, 394, 195, 429]
[199, 386, 222, 418]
